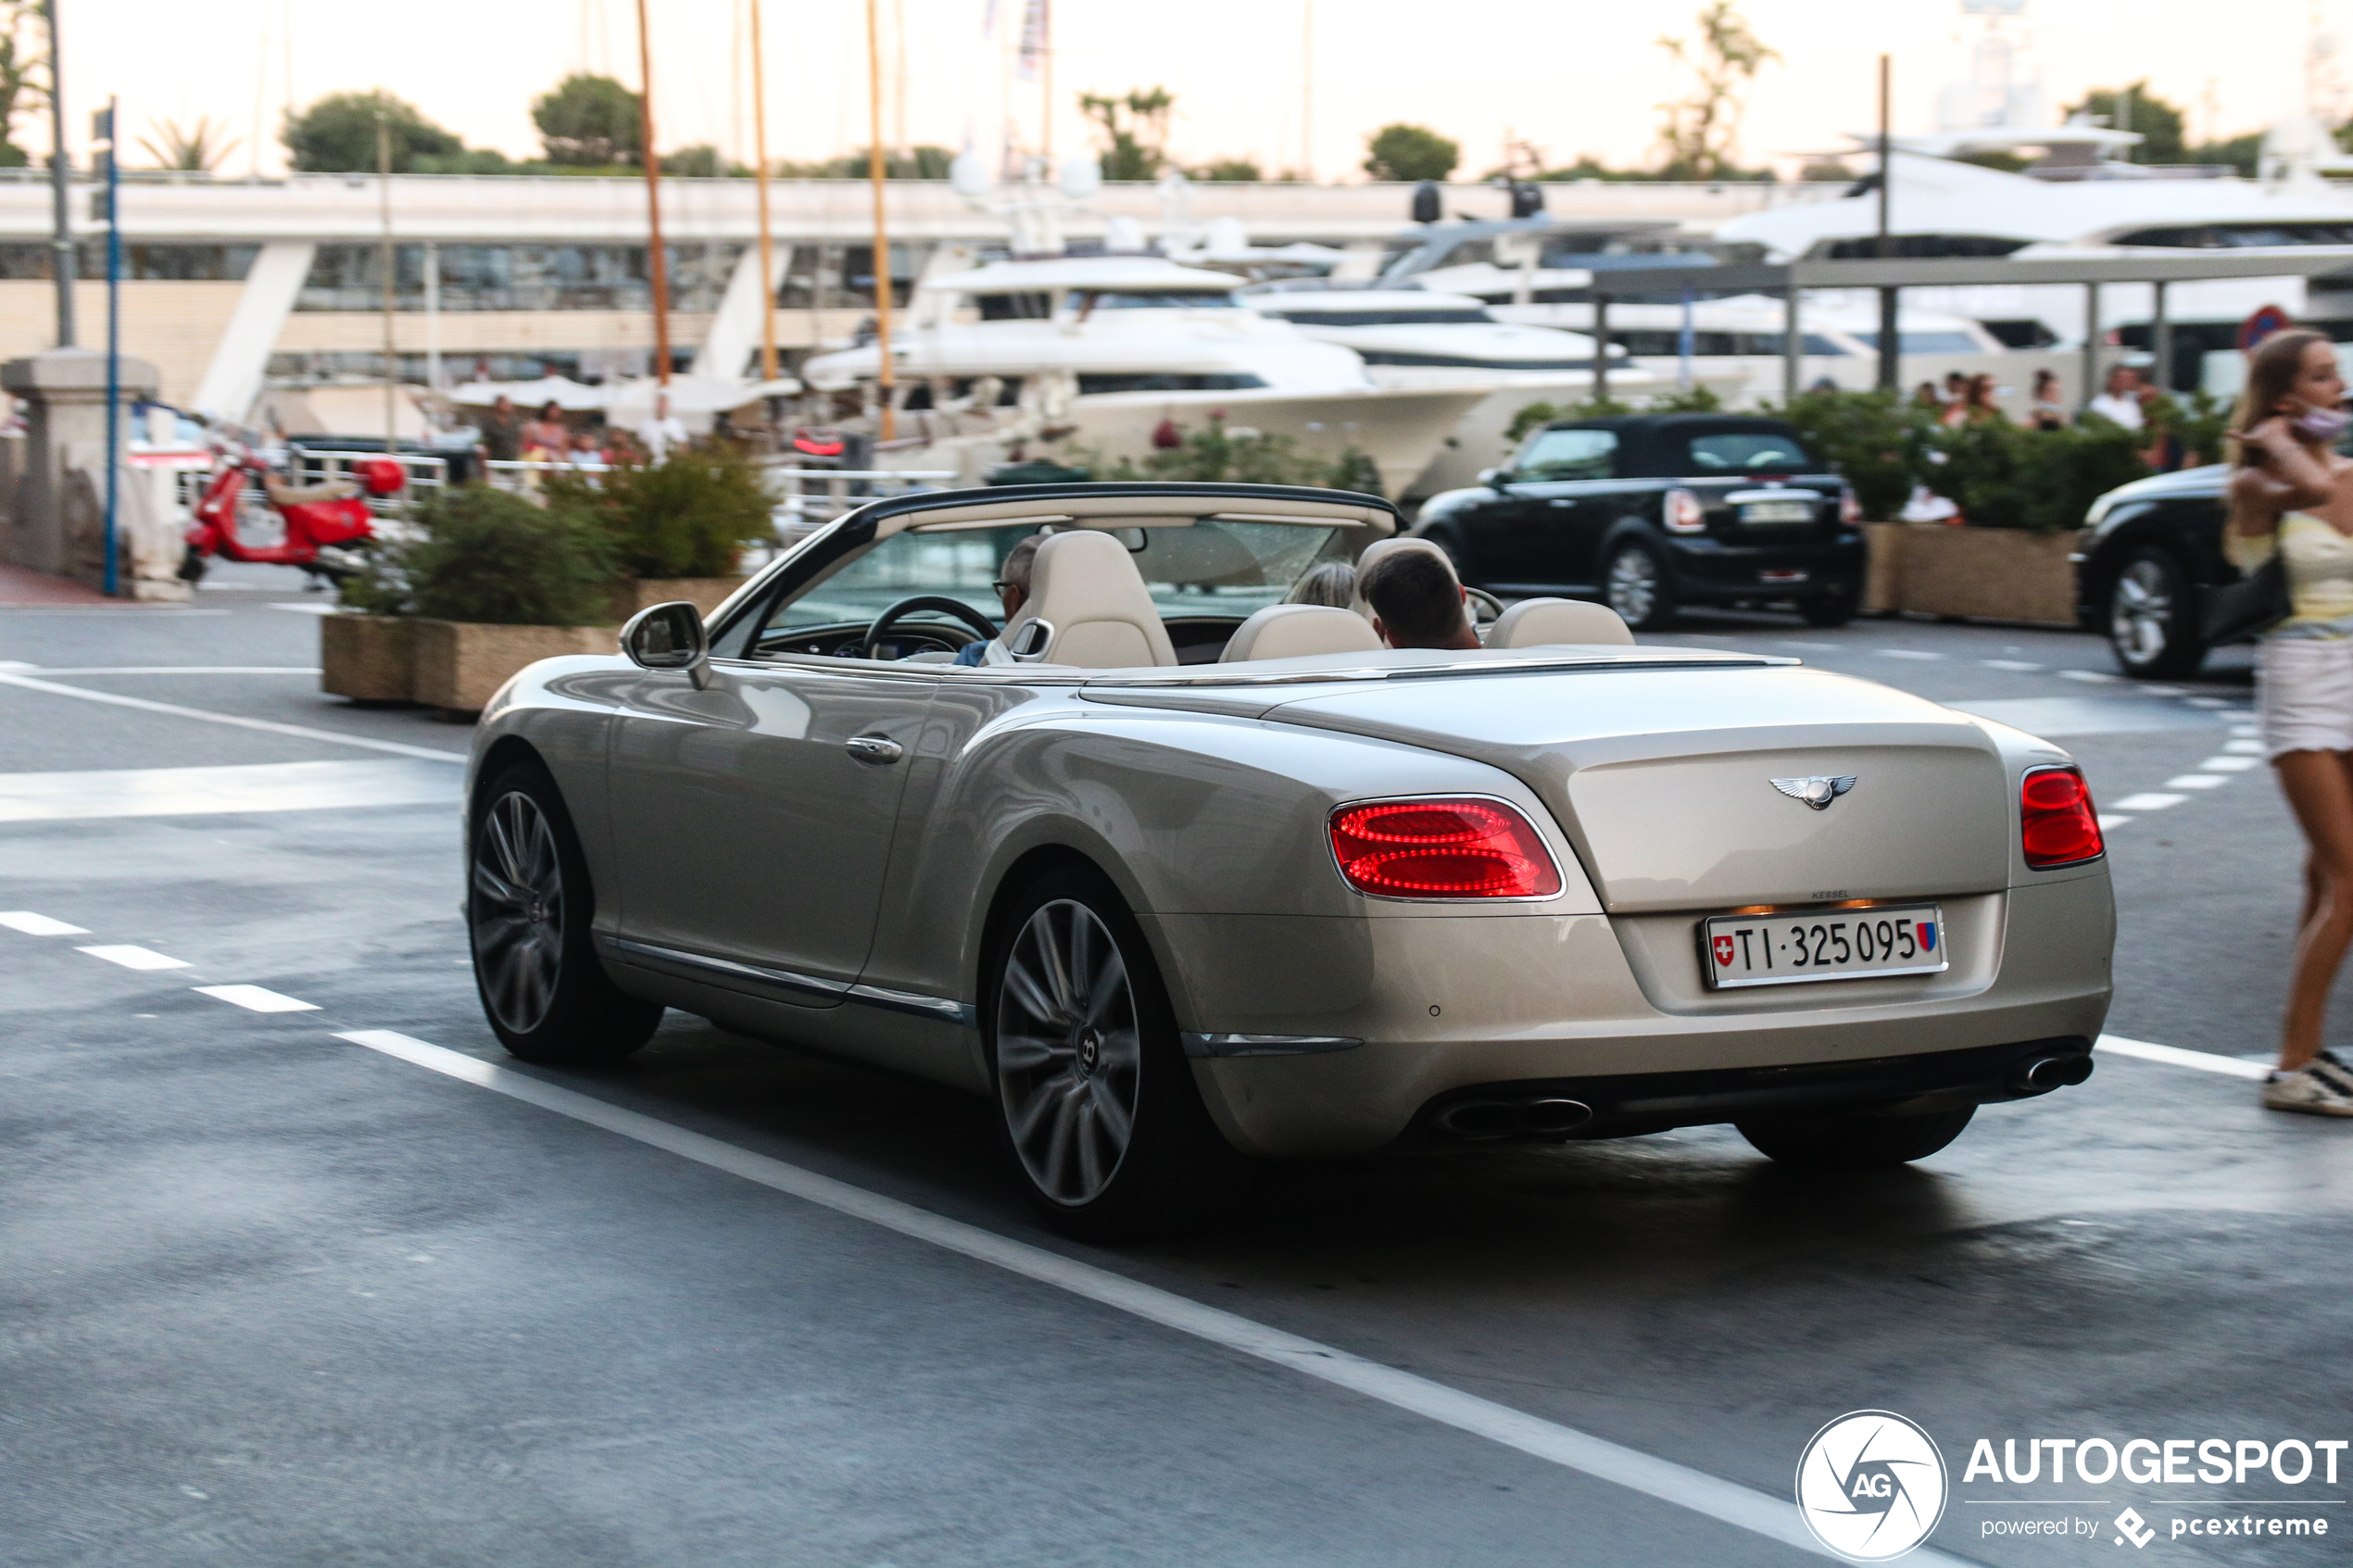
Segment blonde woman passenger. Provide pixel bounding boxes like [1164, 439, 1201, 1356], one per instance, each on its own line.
[2226, 328, 2353, 1114]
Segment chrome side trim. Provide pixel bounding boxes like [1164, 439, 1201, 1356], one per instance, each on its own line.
[602, 936, 849, 1000]
[1181, 1032, 1366, 1059]
[845, 983, 977, 1027]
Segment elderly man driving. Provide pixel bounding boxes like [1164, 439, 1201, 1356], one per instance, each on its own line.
[954, 533, 1046, 666]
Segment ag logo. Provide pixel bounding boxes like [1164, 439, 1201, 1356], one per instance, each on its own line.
[1795, 1410, 1949, 1562]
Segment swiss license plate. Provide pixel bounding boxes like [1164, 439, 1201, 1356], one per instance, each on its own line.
[1702, 904, 1947, 989]
[1741, 499, 1815, 524]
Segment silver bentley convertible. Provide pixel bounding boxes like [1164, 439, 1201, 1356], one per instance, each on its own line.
[464, 482, 2114, 1236]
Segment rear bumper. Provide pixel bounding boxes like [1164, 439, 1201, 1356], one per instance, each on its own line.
[1411, 1036, 2094, 1143]
[1665, 533, 1866, 601]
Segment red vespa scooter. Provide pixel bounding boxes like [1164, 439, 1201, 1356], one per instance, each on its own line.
[179, 446, 407, 585]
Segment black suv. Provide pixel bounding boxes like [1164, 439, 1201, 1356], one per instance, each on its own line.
[1409, 414, 1865, 629]
[2070, 465, 2236, 679]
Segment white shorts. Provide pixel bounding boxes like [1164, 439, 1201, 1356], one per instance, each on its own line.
[2258, 636, 2353, 758]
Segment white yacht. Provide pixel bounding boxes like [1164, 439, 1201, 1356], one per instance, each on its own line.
[796, 255, 1486, 496]
[1715, 127, 2353, 395]
[1239, 284, 1680, 495]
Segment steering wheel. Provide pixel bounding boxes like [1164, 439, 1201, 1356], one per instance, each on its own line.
[862, 595, 1001, 659]
[1466, 587, 1505, 626]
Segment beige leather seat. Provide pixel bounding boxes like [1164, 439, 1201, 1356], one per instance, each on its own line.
[1486, 596, 1635, 648]
[1218, 603, 1384, 663]
[1350, 536, 1468, 630]
[991, 529, 1177, 669]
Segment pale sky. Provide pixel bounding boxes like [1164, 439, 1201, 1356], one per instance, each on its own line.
[38, 0, 2347, 182]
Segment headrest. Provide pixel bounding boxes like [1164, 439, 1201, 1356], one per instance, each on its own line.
[1352, 535, 1463, 625]
[1219, 603, 1385, 664]
[997, 529, 1177, 669]
[1486, 596, 1635, 648]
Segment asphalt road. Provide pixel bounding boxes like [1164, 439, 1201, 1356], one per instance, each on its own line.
[5, 574, 2349, 1567]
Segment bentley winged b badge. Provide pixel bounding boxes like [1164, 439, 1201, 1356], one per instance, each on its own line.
[1771, 774, 1858, 810]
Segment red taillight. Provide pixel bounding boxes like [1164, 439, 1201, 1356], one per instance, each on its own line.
[2020, 765, 2104, 869]
[1664, 487, 1707, 533]
[1327, 797, 1562, 899]
[1839, 486, 1861, 527]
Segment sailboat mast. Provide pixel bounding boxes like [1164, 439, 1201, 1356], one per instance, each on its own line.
[749, 0, 777, 382]
[635, 0, 672, 388]
[866, 0, 895, 441]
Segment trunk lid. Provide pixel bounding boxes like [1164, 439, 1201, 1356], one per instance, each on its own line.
[1261, 663, 2010, 912]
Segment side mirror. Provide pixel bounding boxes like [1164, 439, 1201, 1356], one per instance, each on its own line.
[622, 600, 711, 688]
[1479, 468, 1511, 490]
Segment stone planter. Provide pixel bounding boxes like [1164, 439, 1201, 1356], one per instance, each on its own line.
[1893, 523, 2079, 627]
[412, 620, 618, 714]
[610, 576, 749, 622]
[1860, 522, 1906, 616]
[320, 613, 417, 703]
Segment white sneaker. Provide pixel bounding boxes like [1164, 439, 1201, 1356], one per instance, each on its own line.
[2263, 1062, 2353, 1117]
[2310, 1048, 2353, 1098]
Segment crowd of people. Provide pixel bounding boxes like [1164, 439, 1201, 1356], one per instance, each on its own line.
[471, 393, 696, 470]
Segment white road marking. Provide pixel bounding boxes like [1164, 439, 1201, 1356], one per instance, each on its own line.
[76, 944, 190, 971]
[265, 603, 340, 616]
[0, 659, 37, 670]
[2096, 1034, 2271, 1081]
[2231, 724, 2261, 738]
[0, 759, 460, 822]
[2198, 757, 2259, 772]
[2111, 792, 2189, 810]
[333, 1027, 1931, 1566]
[27, 666, 325, 676]
[1778, 640, 1838, 650]
[2057, 669, 2119, 683]
[2095, 814, 2133, 830]
[195, 985, 319, 1013]
[2185, 696, 2230, 709]
[1981, 659, 2043, 671]
[0, 671, 466, 763]
[2223, 738, 2266, 754]
[1877, 648, 1942, 660]
[0, 909, 89, 935]
[2136, 684, 2185, 696]
[2163, 774, 2228, 790]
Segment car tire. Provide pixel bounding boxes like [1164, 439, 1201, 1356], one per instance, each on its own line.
[1604, 539, 1678, 631]
[2106, 546, 2206, 679]
[982, 863, 1246, 1239]
[469, 760, 663, 1066]
[1800, 583, 1861, 628]
[1734, 1106, 1976, 1172]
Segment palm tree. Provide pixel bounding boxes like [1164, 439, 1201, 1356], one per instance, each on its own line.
[138, 116, 239, 174]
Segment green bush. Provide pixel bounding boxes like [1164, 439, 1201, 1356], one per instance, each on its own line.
[1088, 416, 1387, 497]
[544, 445, 774, 579]
[1773, 388, 1937, 521]
[340, 484, 621, 626]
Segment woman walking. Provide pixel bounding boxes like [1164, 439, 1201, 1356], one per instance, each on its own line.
[2226, 327, 2353, 1114]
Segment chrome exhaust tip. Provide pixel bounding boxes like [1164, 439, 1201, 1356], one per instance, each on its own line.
[1517, 1098, 1595, 1135]
[1431, 1100, 1521, 1138]
[2012, 1053, 2095, 1094]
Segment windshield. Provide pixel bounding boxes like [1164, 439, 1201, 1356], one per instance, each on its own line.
[1676, 428, 1820, 474]
[1080, 290, 1242, 311]
[761, 520, 1353, 639]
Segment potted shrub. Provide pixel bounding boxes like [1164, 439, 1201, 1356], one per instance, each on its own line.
[543, 445, 775, 621]
[326, 484, 623, 713]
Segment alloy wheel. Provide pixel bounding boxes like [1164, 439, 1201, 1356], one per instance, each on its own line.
[994, 898, 1142, 1207]
[1607, 546, 1660, 626]
[2109, 557, 2174, 668]
[472, 790, 566, 1035]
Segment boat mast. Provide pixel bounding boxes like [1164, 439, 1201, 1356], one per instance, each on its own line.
[635, 0, 672, 389]
[749, 0, 777, 382]
[866, 0, 895, 440]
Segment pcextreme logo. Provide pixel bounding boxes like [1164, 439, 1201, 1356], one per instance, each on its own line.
[1796, 1410, 1951, 1562]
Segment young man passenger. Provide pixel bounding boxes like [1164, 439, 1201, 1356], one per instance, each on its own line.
[1358, 545, 1481, 651]
[953, 533, 1045, 665]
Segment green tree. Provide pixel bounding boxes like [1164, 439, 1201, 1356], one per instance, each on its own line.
[1655, 2, 1777, 181]
[2062, 82, 2185, 164]
[544, 445, 774, 579]
[1363, 122, 1459, 182]
[2201, 130, 2263, 175]
[1080, 87, 1174, 181]
[0, 0, 45, 170]
[283, 90, 464, 173]
[138, 116, 239, 173]
[533, 72, 642, 167]
[781, 144, 958, 179]
[1191, 156, 1263, 182]
[341, 484, 621, 626]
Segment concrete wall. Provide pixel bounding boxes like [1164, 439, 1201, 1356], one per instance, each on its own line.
[0, 281, 246, 406]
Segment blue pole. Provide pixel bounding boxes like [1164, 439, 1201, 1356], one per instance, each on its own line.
[1678, 286, 1694, 393]
[102, 96, 120, 596]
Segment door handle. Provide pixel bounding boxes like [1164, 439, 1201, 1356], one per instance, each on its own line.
[844, 734, 904, 765]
